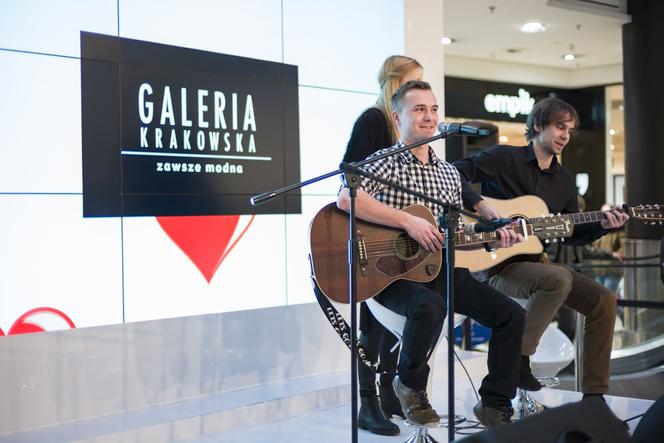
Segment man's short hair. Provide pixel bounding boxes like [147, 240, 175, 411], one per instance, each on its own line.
[525, 96, 580, 141]
[391, 80, 432, 113]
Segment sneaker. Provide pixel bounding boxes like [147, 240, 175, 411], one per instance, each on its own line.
[473, 401, 513, 428]
[518, 355, 542, 391]
[392, 376, 440, 425]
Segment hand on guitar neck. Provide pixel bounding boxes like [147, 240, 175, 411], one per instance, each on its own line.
[600, 206, 629, 229]
[475, 198, 630, 231]
[471, 200, 524, 249]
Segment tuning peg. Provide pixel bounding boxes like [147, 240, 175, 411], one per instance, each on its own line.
[560, 238, 565, 243]
[544, 239, 550, 244]
[552, 238, 558, 243]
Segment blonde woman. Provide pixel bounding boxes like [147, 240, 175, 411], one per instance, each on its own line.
[342, 55, 422, 436]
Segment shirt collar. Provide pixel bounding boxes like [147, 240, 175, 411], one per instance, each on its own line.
[397, 143, 442, 166]
[526, 142, 560, 173]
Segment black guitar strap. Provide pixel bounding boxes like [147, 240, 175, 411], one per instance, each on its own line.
[310, 275, 377, 371]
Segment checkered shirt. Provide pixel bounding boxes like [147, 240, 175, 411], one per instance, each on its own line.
[358, 143, 462, 218]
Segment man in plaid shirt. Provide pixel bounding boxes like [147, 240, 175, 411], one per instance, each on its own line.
[338, 81, 526, 428]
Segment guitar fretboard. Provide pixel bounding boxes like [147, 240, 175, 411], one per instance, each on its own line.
[453, 222, 533, 246]
[565, 210, 606, 225]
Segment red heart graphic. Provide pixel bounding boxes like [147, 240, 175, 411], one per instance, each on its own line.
[6, 307, 76, 335]
[156, 215, 254, 283]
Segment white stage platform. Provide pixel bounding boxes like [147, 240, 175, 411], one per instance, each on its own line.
[0, 303, 654, 442]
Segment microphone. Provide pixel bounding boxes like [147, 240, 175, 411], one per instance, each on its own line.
[462, 218, 512, 234]
[438, 122, 491, 137]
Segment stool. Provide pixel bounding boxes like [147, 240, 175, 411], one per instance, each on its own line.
[513, 323, 574, 419]
[365, 298, 466, 441]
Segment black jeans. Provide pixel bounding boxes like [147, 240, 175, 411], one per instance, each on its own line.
[358, 306, 399, 397]
[375, 267, 525, 407]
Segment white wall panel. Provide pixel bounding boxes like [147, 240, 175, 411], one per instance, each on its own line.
[0, 195, 123, 332]
[0, 0, 117, 57]
[119, 0, 283, 63]
[283, 0, 404, 92]
[0, 0, 407, 328]
[0, 52, 83, 193]
[122, 214, 287, 322]
[297, 86, 377, 196]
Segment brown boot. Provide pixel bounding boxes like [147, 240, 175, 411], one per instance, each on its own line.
[392, 376, 440, 425]
[473, 401, 513, 428]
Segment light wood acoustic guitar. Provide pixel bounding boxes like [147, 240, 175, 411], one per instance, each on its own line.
[458, 195, 664, 273]
[309, 196, 663, 303]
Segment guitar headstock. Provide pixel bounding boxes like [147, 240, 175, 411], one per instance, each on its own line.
[625, 204, 664, 225]
[529, 215, 574, 239]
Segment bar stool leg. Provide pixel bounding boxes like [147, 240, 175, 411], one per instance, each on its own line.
[403, 424, 441, 443]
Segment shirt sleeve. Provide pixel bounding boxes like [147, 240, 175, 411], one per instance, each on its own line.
[358, 152, 394, 196]
[342, 108, 387, 163]
[561, 175, 610, 245]
[453, 146, 505, 210]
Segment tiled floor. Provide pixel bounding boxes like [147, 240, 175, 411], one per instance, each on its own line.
[2, 349, 653, 443]
[186, 375, 653, 442]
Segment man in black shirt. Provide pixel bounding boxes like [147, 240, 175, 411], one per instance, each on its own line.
[453, 97, 629, 400]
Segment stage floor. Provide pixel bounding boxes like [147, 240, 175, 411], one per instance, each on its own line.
[0, 348, 653, 443]
[188, 362, 653, 442]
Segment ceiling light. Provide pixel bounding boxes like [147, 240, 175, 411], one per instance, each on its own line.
[520, 22, 546, 33]
[562, 44, 576, 62]
[609, 129, 616, 135]
[499, 135, 509, 143]
[441, 37, 453, 45]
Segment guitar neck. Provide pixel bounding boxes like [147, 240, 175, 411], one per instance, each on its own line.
[453, 222, 533, 246]
[564, 210, 606, 225]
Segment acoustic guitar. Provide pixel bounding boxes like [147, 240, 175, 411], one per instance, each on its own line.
[308, 200, 570, 303]
[459, 195, 664, 272]
[309, 196, 663, 303]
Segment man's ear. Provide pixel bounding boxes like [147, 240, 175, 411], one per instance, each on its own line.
[533, 124, 542, 133]
[392, 111, 400, 126]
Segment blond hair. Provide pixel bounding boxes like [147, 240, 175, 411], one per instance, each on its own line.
[375, 55, 422, 143]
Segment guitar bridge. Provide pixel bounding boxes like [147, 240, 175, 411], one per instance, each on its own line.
[357, 234, 368, 274]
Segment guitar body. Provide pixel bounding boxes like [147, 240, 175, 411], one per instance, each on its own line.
[456, 195, 550, 272]
[309, 203, 441, 304]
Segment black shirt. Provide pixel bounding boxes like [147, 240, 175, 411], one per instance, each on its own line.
[453, 143, 607, 246]
[343, 107, 394, 163]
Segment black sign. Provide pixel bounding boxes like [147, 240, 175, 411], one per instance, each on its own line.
[81, 32, 300, 217]
[445, 77, 554, 123]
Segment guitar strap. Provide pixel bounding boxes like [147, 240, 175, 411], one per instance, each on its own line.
[310, 277, 378, 371]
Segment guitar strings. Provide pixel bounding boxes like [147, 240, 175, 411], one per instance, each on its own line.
[359, 226, 532, 256]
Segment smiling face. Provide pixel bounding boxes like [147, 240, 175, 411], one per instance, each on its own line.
[393, 88, 439, 144]
[534, 115, 576, 156]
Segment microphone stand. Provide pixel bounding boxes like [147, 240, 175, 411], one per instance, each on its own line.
[340, 163, 482, 442]
[250, 130, 461, 443]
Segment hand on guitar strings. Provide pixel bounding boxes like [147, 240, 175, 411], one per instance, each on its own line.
[494, 224, 525, 249]
[600, 206, 629, 229]
[404, 212, 444, 252]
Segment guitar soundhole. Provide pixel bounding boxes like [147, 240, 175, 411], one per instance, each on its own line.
[394, 233, 420, 259]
